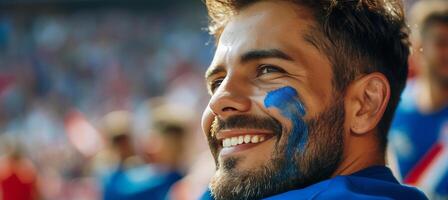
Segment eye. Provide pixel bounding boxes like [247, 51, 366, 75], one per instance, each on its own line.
[257, 64, 286, 76]
[209, 78, 224, 93]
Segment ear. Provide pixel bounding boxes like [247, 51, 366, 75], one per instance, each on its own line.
[345, 73, 390, 135]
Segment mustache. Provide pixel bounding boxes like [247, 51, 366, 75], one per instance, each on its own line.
[210, 115, 283, 137]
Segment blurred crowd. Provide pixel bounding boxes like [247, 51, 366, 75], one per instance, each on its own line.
[0, 0, 446, 200]
[0, 2, 215, 200]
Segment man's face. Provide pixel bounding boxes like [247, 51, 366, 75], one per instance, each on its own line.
[202, 2, 346, 199]
[422, 23, 448, 85]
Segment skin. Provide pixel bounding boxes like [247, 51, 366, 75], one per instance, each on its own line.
[146, 133, 183, 170]
[202, 1, 390, 198]
[416, 23, 448, 113]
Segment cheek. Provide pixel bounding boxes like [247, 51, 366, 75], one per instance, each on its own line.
[264, 86, 306, 121]
[264, 86, 309, 151]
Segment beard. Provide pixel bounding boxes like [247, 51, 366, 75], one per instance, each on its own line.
[206, 97, 345, 200]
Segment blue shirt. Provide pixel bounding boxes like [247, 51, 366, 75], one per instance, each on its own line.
[102, 165, 182, 200]
[201, 166, 427, 200]
[267, 166, 427, 200]
[265, 166, 426, 200]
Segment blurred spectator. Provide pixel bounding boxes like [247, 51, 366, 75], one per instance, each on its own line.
[94, 110, 145, 200]
[388, 0, 448, 199]
[94, 105, 192, 200]
[135, 98, 214, 200]
[0, 136, 39, 200]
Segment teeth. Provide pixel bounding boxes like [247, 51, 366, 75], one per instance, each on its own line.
[244, 135, 251, 144]
[222, 135, 268, 147]
[231, 137, 238, 146]
[223, 138, 230, 147]
[251, 135, 259, 143]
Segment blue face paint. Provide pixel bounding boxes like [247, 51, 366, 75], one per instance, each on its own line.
[264, 86, 308, 156]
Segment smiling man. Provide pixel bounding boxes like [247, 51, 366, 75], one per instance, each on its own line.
[201, 0, 428, 200]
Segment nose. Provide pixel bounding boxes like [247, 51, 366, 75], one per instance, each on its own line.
[208, 78, 251, 119]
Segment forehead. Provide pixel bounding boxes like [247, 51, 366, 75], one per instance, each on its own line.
[212, 1, 315, 64]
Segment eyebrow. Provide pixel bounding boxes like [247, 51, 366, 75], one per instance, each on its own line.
[205, 49, 294, 80]
[241, 49, 293, 63]
[205, 66, 225, 81]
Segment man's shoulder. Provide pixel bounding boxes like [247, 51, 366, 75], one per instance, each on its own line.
[316, 173, 428, 200]
[265, 166, 428, 200]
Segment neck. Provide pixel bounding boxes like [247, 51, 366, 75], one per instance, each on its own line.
[333, 151, 384, 177]
[332, 132, 385, 176]
[417, 76, 448, 113]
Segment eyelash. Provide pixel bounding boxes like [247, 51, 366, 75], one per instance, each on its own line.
[210, 78, 224, 93]
[256, 64, 286, 76]
[209, 64, 286, 93]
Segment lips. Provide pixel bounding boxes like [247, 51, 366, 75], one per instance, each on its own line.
[216, 129, 274, 156]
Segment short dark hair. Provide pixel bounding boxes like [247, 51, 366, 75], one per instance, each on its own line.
[205, 0, 410, 150]
[422, 12, 448, 37]
[154, 121, 186, 138]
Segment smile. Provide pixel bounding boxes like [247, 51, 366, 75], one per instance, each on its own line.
[222, 134, 267, 147]
[217, 129, 275, 155]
